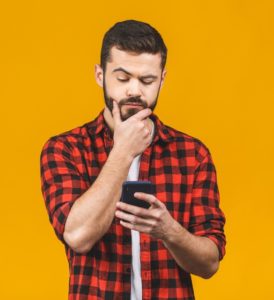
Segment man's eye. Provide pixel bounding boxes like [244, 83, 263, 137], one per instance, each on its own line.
[142, 81, 153, 85]
[117, 78, 129, 82]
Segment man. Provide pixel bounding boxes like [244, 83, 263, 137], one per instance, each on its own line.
[40, 20, 226, 300]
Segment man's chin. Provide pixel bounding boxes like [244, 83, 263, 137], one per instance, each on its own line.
[120, 107, 142, 121]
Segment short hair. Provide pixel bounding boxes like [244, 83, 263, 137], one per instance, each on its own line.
[100, 20, 167, 71]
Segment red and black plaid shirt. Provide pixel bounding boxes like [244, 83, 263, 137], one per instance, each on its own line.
[40, 109, 226, 300]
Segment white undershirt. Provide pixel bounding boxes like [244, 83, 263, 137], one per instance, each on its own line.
[127, 154, 142, 300]
[127, 119, 154, 300]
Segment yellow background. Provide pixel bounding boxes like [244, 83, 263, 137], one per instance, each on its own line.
[1, 1, 273, 299]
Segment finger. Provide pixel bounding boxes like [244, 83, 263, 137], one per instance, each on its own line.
[115, 210, 154, 226]
[134, 193, 163, 208]
[112, 99, 122, 125]
[119, 220, 151, 234]
[144, 127, 151, 137]
[131, 107, 152, 121]
[116, 201, 151, 218]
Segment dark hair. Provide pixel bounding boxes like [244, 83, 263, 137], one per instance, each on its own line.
[100, 20, 167, 71]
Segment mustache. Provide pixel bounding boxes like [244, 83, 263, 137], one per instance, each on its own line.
[117, 97, 148, 108]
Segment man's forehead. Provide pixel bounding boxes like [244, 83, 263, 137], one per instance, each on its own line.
[107, 46, 162, 73]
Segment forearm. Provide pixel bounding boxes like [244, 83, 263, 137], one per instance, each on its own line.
[64, 146, 132, 253]
[162, 220, 220, 279]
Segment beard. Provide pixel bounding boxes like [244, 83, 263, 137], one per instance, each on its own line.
[103, 78, 160, 121]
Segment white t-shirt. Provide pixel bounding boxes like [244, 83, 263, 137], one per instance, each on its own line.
[127, 154, 142, 300]
[127, 119, 154, 300]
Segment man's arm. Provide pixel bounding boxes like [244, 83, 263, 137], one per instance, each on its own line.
[115, 195, 220, 279]
[63, 147, 132, 253]
[162, 220, 220, 279]
[63, 102, 153, 253]
[115, 149, 226, 279]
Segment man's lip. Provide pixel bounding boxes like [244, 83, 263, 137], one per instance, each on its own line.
[123, 103, 143, 107]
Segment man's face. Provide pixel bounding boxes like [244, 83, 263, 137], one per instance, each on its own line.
[96, 46, 166, 121]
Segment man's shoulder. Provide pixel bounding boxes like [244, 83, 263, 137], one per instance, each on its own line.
[49, 122, 90, 143]
[40, 115, 98, 154]
[162, 122, 211, 162]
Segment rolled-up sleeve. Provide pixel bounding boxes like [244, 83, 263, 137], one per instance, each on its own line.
[189, 151, 226, 260]
[40, 137, 87, 244]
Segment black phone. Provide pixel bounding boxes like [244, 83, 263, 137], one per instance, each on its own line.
[121, 181, 154, 209]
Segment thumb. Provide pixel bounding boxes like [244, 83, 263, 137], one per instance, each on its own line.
[112, 99, 122, 126]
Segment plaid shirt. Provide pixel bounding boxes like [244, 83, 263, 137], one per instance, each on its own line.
[40, 110, 226, 300]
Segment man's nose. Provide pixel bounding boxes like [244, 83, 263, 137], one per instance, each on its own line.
[126, 79, 142, 98]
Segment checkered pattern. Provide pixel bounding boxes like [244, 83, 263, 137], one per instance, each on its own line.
[40, 109, 226, 300]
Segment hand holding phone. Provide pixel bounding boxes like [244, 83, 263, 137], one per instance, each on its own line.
[121, 181, 154, 209]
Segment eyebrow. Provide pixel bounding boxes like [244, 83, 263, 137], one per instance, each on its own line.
[112, 67, 158, 80]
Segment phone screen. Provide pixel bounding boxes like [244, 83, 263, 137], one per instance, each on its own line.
[121, 181, 154, 209]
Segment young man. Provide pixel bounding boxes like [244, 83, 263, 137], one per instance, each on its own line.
[40, 20, 226, 300]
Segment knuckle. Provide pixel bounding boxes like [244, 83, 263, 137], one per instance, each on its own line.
[132, 207, 138, 214]
[154, 215, 160, 222]
[145, 138, 151, 145]
[154, 212, 161, 221]
[132, 216, 138, 224]
[151, 196, 157, 203]
[144, 108, 151, 114]
[151, 220, 157, 228]
[141, 208, 148, 215]
[139, 122, 145, 129]
[147, 227, 153, 233]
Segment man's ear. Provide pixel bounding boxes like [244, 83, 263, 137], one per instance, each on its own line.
[95, 64, 104, 87]
[160, 69, 167, 89]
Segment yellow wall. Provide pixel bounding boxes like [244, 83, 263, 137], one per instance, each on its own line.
[1, 1, 273, 299]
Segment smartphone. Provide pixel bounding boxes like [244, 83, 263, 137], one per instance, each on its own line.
[121, 181, 154, 209]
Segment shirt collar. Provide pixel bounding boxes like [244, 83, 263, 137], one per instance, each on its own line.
[89, 109, 175, 144]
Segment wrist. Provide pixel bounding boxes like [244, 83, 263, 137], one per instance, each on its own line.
[110, 146, 134, 165]
[162, 220, 189, 247]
